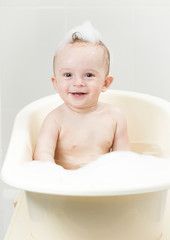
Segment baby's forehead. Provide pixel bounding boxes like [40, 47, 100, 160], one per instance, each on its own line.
[56, 41, 103, 56]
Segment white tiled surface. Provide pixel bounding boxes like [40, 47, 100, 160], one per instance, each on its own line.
[0, 1, 170, 239]
[1, 0, 170, 7]
[134, 7, 170, 97]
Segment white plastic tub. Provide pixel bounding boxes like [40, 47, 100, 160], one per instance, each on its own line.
[1, 90, 170, 240]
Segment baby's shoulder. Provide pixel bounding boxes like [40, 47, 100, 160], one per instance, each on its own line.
[101, 102, 127, 122]
[43, 104, 64, 123]
[101, 102, 123, 114]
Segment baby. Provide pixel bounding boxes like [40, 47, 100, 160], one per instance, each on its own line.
[33, 22, 130, 169]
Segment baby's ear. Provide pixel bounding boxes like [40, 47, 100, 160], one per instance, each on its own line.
[51, 76, 58, 92]
[101, 76, 114, 92]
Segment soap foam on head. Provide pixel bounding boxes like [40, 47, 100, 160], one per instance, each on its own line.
[60, 21, 102, 48]
[55, 21, 103, 56]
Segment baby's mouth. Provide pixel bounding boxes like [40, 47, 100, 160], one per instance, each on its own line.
[71, 92, 87, 96]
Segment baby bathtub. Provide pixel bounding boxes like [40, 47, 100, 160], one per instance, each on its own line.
[1, 89, 170, 240]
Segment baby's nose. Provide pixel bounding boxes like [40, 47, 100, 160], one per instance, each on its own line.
[73, 77, 85, 86]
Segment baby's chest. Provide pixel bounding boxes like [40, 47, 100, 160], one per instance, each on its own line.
[58, 120, 115, 150]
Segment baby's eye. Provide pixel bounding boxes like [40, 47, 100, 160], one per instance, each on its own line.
[85, 73, 94, 78]
[64, 73, 72, 77]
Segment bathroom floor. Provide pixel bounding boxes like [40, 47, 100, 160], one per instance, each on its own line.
[3, 191, 170, 240]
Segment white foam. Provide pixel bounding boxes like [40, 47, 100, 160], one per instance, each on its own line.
[20, 151, 170, 195]
[56, 21, 102, 52]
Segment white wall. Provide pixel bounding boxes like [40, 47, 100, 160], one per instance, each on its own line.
[0, 0, 170, 238]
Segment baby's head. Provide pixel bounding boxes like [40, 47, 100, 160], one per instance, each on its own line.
[52, 22, 113, 110]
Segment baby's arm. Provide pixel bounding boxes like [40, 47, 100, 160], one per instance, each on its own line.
[33, 112, 59, 163]
[112, 109, 130, 151]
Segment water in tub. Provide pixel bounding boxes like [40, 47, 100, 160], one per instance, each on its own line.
[130, 142, 164, 157]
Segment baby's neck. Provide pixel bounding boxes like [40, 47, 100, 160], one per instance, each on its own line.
[64, 103, 100, 114]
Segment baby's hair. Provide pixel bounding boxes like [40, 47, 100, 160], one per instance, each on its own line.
[72, 32, 83, 41]
[53, 32, 110, 77]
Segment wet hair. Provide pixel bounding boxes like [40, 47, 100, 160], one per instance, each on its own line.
[72, 32, 83, 41]
[53, 32, 110, 77]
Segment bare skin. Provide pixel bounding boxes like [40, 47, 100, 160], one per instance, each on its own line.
[33, 42, 130, 169]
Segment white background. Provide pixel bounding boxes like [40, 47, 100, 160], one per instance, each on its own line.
[0, 0, 170, 239]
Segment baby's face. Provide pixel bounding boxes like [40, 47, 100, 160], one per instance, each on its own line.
[53, 43, 110, 111]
